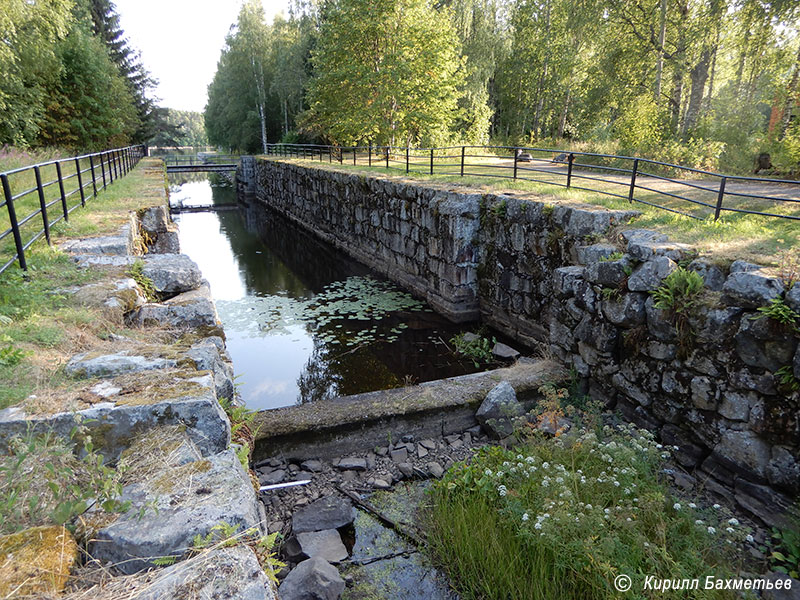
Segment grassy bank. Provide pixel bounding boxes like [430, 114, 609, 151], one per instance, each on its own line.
[266, 157, 797, 264]
[427, 414, 751, 599]
[0, 159, 166, 410]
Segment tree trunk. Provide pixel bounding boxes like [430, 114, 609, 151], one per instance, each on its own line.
[283, 99, 289, 137]
[780, 42, 800, 138]
[558, 90, 571, 138]
[703, 31, 719, 115]
[682, 49, 711, 138]
[654, 0, 667, 103]
[668, 2, 688, 133]
[258, 101, 267, 153]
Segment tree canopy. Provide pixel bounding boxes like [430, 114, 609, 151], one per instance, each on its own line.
[0, 0, 178, 151]
[205, 0, 800, 173]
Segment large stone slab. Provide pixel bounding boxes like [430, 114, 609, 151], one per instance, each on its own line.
[0, 371, 229, 464]
[132, 545, 276, 600]
[89, 449, 261, 574]
[73, 278, 146, 314]
[65, 351, 176, 379]
[128, 283, 220, 329]
[60, 233, 132, 256]
[141, 254, 204, 294]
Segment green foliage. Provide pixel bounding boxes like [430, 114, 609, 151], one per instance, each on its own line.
[769, 525, 800, 579]
[0, 418, 130, 534]
[776, 366, 800, 393]
[490, 199, 507, 218]
[301, 0, 465, 147]
[254, 531, 286, 585]
[651, 267, 705, 357]
[127, 259, 158, 302]
[754, 297, 800, 331]
[428, 425, 747, 600]
[0, 335, 25, 367]
[599, 252, 625, 262]
[152, 555, 179, 567]
[450, 331, 496, 368]
[651, 268, 705, 312]
[192, 522, 244, 551]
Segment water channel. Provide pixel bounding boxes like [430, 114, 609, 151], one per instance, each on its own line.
[168, 173, 493, 411]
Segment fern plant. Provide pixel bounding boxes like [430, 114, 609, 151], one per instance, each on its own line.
[754, 297, 800, 332]
[651, 268, 705, 358]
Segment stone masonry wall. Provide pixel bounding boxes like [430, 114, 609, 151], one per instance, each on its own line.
[253, 158, 799, 526]
[253, 159, 481, 322]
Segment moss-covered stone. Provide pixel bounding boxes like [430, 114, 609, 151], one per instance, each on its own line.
[0, 526, 78, 597]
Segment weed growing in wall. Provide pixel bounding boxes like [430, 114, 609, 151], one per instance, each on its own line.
[651, 267, 705, 357]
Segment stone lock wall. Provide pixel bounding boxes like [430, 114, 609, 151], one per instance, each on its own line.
[252, 159, 481, 322]
[477, 194, 799, 527]
[253, 158, 799, 525]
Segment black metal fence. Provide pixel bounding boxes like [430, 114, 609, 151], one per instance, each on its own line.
[162, 154, 239, 167]
[265, 143, 800, 223]
[0, 145, 147, 275]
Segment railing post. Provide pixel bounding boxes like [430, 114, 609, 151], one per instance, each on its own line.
[714, 177, 727, 221]
[2, 174, 27, 270]
[353, 147, 357, 165]
[76, 158, 86, 205]
[567, 153, 574, 188]
[112, 150, 119, 179]
[100, 153, 107, 190]
[33, 166, 51, 245]
[461, 146, 465, 177]
[368, 143, 372, 167]
[89, 155, 98, 196]
[513, 148, 518, 180]
[56, 161, 68, 222]
[430, 148, 434, 175]
[406, 147, 409, 174]
[628, 159, 639, 203]
[385, 147, 389, 169]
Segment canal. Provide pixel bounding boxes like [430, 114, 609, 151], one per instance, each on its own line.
[169, 173, 495, 411]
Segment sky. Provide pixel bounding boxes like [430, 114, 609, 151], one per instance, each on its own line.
[115, 0, 290, 113]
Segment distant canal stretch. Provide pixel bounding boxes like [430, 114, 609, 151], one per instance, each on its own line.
[169, 174, 490, 411]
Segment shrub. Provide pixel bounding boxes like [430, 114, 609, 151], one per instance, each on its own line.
[651, 267, 705, 356]
[451, 331, 496, 368]
[428, 424, 747, 600]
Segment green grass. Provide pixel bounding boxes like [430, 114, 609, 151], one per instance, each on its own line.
[427, 423, 751, 600]
[0, 159, 166, 410]
[267, 156, 798, 264]
[0, 149, 146, 265]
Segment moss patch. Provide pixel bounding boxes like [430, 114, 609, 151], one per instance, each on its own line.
[0, 526, 78, 597]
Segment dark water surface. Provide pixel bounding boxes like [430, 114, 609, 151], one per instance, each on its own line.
[169, 174, 486, 411]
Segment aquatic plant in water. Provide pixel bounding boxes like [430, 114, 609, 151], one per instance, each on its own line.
[216, 276, 430, 348]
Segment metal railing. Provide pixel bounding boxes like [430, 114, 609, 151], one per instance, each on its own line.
[265, 143, 800, 223]
[162, 154, 239, 166]
[0, 144, 147, 274]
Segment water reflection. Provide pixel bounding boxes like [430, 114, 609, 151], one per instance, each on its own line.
[170, 174, 482, 411]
